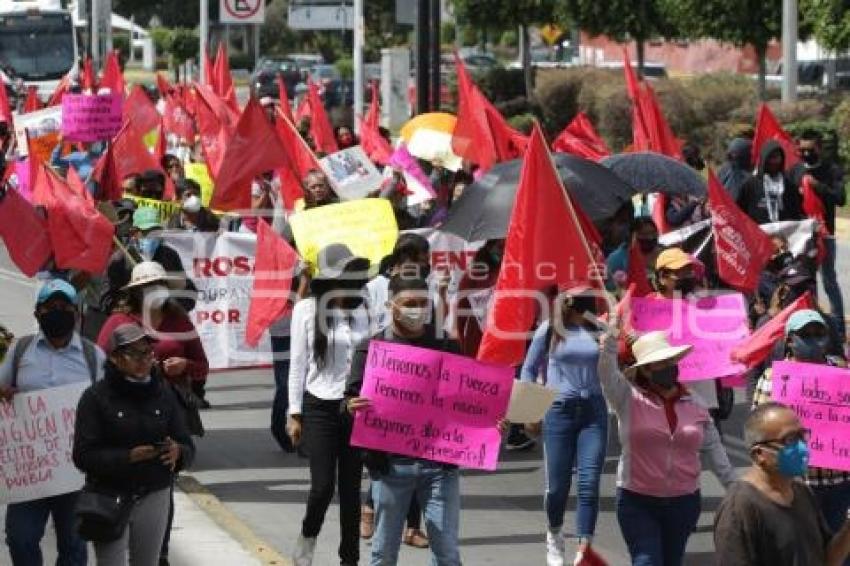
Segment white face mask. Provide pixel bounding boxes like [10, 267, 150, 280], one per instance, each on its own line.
[395, 306, 429, 331]
[142, 284, 169, 310]
[183, 195, 202, 213]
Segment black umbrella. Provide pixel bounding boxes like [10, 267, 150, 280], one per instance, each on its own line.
[441, 153, 634, 242]
[600, 152, 707, 197]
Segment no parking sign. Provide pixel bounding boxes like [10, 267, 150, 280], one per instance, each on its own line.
[220, 0, 265, 24]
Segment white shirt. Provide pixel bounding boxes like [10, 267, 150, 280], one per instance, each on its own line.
[287, 297, 372, 415]
[0, 332, 105, 393]
[366, 276, 391, 331]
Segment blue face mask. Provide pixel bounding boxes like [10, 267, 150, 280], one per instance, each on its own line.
[776, 440, 809, 477]
[138, 237, 161, 260]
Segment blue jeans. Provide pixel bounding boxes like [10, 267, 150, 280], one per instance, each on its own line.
[5, 492, 87, 566]
[543, 395, 608, 537]
[616, 488, 701, 566]
[370, 459, 461, 566]
[270, 335, 293, 452]
[821, 238, 845, 340]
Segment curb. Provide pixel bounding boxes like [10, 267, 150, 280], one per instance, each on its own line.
[176, 475, 292, 566]
[836, 216, 849, 240]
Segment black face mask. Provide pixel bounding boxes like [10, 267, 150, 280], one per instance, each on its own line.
[570, 296, 597, 316]
[675, 277, 698, 295]
[637, 238, 658, 254]
[767, 252, 793, 272]
[648, 365, 679, 389]
[37, 309, 76, 340]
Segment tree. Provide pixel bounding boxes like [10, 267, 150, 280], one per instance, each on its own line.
[802, 0, 850, 88]
[559, 0, 677, 77]
[167, 29, 199, 81]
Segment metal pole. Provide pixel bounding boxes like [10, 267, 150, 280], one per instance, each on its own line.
[782, 0, 798, 103]
[91, 0, 100, 67]
[429, 0, 440, 111]
[200, 0, 209, 83]
[353, 0, 365, 130]
[254, 24, 261, 68]
[415, 0, 429, 114]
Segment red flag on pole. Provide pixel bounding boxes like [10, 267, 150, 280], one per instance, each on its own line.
[100, 51, 125, 97]
[203, 48, 215, 88]
[82, 57, 96, 92]
[708, 169, 774, 293]
[0, 185, 52, 276]
[245, 219, 300, 347]
[211, 98, 290, 212]
[47, 73, 71, 107]
[626, 239, 653, 297]
[477, 123, 601, 365]
[123, 85, 161, 135]
[66, 165, 94, 205]
[213, 43, 239, 113]
[162, 96, 196, 144]
[552, 112, 611, 161]
[305, 79, 338, 155]
[92, 119, 163, 201]
[640, 82, 682, 159]
[194, 83, 239, 178]
[156, 73, 174, 99]
[274, 110, 321, 208]
[0, 78, 11, 124]
[23, 86, 41, 112]
[276, 74, 295, 125]
[731, 291, 814, 367]
[359, 82, 392, 166]
[752, 103, 800, 172]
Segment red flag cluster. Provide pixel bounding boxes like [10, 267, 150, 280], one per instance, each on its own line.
[552, 112, 611, 161]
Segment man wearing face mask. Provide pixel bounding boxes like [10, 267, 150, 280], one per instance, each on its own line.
[751, 310, 850, 539]
[738, 141, 803, 225]
[167, 180, 219, 232]
[0, 279, 105, 566]
[714, 402, 850, 565]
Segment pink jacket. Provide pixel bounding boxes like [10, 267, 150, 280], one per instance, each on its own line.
[599, 340, 736, 498]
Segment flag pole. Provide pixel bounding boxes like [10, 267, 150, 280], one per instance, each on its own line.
[112, 236, 137, 267]
[276, 108, 342, 193]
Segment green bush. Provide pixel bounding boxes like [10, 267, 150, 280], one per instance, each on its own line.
[508, 113, 536, 134]
[500, 29, 518, 48]
[535, 68, 586, 134]
[112, 35, 130, 61]
[149, 27, 171, 57]
[831, 98, 850, 167]
[167, 28, 198, 67]
[335, 57, 354, 80]
[228, 51, 254, 71]
[441, 22, 456, 45]
[478, 67, 526, 103]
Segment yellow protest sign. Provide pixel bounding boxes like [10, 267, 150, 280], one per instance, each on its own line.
[288, 199, 398, 273]
[123, 194, 181, 222]
[184, 162, 215, 208]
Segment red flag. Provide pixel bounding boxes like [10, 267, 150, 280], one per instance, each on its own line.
[276, 74, 295, 125]
[0, 185, 52, 276]
[275, 110, 320, 208]
[156, 72, 173, 99]
[651, 194, 670, 234]
[47, 73, 71, 107]
[66, 166, 93, 205]
[294, 96, 311, 122]
[752, 104, 800, 172]
[622, 48, 681, 159]
[23, 86, 41, 112]
[92, 119, 162, 201]
[552, 112, 611, 161]
[626, 240, 653, 297]
[213, 43, 239, 113]
[731, 291, 814, 367]
[123, 85, 161, 135]
[245, 219, 299, 347]
[203, 48, 214, 88]
[305, 80, 338, 155]
[211, 98, 290, 211]
[708, 169, 774, 293]
[162, 96, 196, 143]
[82, 57, 96, 92]
[801, 174, 826, 222]
[359, 82, 392, 166]
[100, 51, 125, 98]
[477, 124, 600, 365]
[0, 78, 11, 123]
[31, 155, 114, 273]
[194, 83, 239, 178]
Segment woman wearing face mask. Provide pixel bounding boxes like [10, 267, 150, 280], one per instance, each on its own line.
[751, 309, 850, 536]
[73, 323, 194, 566]
[520, 287, 607, 566]
[288, 244, 373, 566]
[598, 330, 736, 566]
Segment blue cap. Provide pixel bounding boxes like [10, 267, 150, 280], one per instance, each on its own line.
[36, 279, 77, 305]
[785, 309, 826, 337]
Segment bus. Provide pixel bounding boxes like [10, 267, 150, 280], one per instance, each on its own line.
[0, 0, 78, 101]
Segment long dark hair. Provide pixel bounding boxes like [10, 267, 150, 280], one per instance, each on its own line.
[311, 278, 365, 370]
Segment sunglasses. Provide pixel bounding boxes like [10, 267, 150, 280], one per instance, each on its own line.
[752, 428, 810, 449]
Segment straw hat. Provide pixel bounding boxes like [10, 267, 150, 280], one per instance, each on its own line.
[624, 331, 693, 378]
[122, 261, 181, 290]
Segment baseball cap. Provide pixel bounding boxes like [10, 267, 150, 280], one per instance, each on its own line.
[655, 248, 697, 272]
[133, 207, 162, 231]
[105, 323, 150, 355]
[36, 279, 77, 305]
[785, 309, 826, 337]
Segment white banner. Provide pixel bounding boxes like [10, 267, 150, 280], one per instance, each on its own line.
[0, 382, 87, 504]
[165, 232, 273, 370]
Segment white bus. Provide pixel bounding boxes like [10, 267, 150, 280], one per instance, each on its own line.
[0, 0, 78, 100]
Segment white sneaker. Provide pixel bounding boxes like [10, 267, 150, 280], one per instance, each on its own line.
[546, 528, 566, 566]
[292, 535, 317, 566]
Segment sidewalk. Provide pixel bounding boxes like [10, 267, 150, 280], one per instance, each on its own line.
[0, 488, 264, 565]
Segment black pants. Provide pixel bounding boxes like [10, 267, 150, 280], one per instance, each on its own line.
[301, 392, 362, 564]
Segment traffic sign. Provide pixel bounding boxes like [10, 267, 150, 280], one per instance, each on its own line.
[220, 0, 265, 24]
[540, 24, 564, 46]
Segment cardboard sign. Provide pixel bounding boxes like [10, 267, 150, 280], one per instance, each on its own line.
[289, 199, 398, 273]
[320, 146, 384, 200]
[351, 341, 513, 470]
[14, 106, 62, 160]
[630, 293, 749, 381]
[61, 94, 123, 142]
[772, 361, 850, 472]
[0, 382, 87, 504]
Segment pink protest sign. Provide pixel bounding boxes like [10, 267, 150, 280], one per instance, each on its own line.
[350, 340, 513, 470]
[14, 160, 32, 202]
[61, 94, 123, 142]
[772, 361, 850, 472]
[630, 293, 749, 381]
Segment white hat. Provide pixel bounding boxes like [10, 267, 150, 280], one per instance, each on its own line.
[624, 331, 693, 378]
[122, 261, 181, 290]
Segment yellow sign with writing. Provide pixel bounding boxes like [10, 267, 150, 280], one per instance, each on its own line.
[123, 194, 181, 222]
[288, 199, 399, 274]
[184, 162, 215, 208]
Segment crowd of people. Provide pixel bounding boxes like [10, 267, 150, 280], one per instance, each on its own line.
[0, 55, 848, 566]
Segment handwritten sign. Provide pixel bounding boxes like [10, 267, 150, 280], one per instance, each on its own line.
[0, 382, 87, 504]
[319, 146, 384, 201]
[350, 341, 513, 470]
[61, 94, 123, 142]
[289, 199, 398, 274]
[14, 106, 62, 160]
[772, 361, 850, 472]
[630, 293, 749, 381]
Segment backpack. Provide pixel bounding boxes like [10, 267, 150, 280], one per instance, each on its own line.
[10, 334, 99, 388]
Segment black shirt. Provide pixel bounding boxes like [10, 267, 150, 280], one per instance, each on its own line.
[714, 480, 832, 566]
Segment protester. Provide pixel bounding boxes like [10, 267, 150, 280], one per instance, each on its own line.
[714, 403, 850, 565]
[738, 141, 803, 224]
[167, 179, 220, 232]
[161, 154, 185, 185]
[243, 172, 284, 234]
[366, 232, 432, 331]
[666, 194, 709, 229]
[287, 244, 372, 566]
[0, 279, 105, 566]
[335, 125, 358, 150]
[50, 135, 100, 183]
[73, 322, 194, 566]
[605, 217, 660, 292]
[681, 142, 705, 171]
[260, 96, 278, 123]
[138, 169, 167, 200]
[717, 138, 753, 202]
[598, 330, 736, 566]
[302, 169, 339, 209]
[792, 129, 847, 340]
[520, 286, 607, 566]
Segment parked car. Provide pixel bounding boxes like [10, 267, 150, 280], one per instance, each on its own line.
[309, 64, 341, 86]
[251, 57, 305, 99]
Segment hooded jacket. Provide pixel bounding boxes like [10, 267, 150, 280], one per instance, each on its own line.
[790, 155, 846, 235]
[738, 140, 803, 224]
[717, 138, 753, 202]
